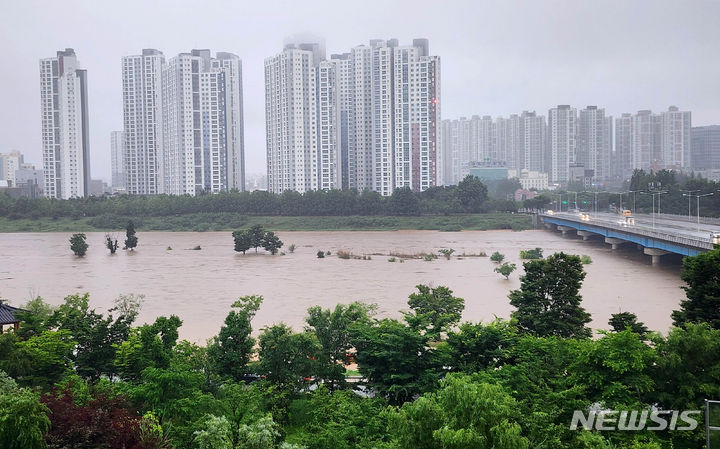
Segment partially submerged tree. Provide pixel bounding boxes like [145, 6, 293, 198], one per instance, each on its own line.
[69, 233, 88, 256]
[494, 262, 516, 279]
[105, 233, 119, 254]
[124, 221, 138, 251]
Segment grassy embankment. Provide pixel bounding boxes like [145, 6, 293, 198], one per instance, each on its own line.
[0, 213, 532, 232]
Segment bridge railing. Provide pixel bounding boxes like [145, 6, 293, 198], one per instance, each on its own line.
[542, 213, 715, 250]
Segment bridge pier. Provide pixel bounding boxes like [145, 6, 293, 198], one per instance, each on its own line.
[557, 225, 574, 236]
[605, 237, 626, 250]
[644, 248, 670, 265]
[577, 230, 594, 241]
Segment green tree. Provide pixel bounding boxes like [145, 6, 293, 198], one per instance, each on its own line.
[672, 246, 720, 329]
[0, 371, 50, 449]
[490, 251, 505, 263]
[262, 231, 283, 255]
[389, 187, 420, 215]
[389, 374, 529, 449]
[1, 330, 76, 388]
[257, 324, 319, 390]
[114, 315, 183, 380]
[404, 285, 464, 341]
[438, 248, 455, 260]
[193, 415, 233, 449]
[233, 230, 252, 254]
[237, 415, 281, 449]
[15, 297, 55, 339]
[47, 293, 137, 380]
[248, 225, 266, 252]
[494, 262, 516, 279]
[349, 318, 430, 404]
[105, 233, 119, 254]
[305, 302, 374, 391]
[124, 220, 138, 250]
[70, 233, 88, 256]
[446, 320, 519, 373]
[456, 175, 489, 212]
[509, 252, 592, 339]
[208, 295, 262, 381]
[608, 312, 649, 337]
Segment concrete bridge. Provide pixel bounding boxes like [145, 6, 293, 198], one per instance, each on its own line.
[540, 211, 719, 264]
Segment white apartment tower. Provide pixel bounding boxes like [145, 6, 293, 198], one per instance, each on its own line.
[110, 131, 125, 190]
[122, 48, 244, 196]
[547, 105, 577, 183]
[266, 38, 440, 195]
[161, 49, 244, 195]
[660, 106, 691, 169]
[265, 43, 319, 193]
[122, 49, 164, 194]
[40, 48, 90, 198]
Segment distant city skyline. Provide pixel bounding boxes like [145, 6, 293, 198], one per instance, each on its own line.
[1, 0, 720, 181]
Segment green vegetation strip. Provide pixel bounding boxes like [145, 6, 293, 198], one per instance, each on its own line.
[0, 213, 532, 233]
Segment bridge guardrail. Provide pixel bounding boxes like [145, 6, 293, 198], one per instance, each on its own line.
[541, 213, 715, 250]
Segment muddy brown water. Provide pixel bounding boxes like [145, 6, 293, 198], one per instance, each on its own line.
[0, 230, 684, 343]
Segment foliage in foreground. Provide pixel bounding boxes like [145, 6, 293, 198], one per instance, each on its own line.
[0, 246, 719, 448]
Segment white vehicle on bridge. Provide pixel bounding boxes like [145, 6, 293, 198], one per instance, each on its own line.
[712, 232, 720, 245]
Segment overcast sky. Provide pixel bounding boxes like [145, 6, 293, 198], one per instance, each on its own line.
[1, 0, 719, 182]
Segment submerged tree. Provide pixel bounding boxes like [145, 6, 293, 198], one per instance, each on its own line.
[105, 233, 119, 254]
[494, 262, 516, 279]
[261, 231, 283, 255]
[232, 230, 252, 254]
[70, 233, 88, 256]
[124, 221, 138, 251]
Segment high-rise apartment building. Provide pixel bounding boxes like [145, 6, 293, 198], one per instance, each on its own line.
[577, 106, 612, 181]
[660, 106, 691, 169]
[547, 105, 577, 183]
[122, 49, 164, 194]
[0, 150, 24, 186]
[265, 38, 440, 195]
[691, 125, 720, 171]
[614, 113, 633, 179]
[40, 48, 90, 198]
[110, 131, 125, 191]
[265, 43, 319, 193]
[122, 48, 244, 196]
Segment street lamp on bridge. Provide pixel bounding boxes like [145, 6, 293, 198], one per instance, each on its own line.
[640, 190, 668, 229]
[680, 189, 700, 219]
[683, 192, 714, 231]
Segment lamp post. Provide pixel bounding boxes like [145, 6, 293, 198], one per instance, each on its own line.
[616, 191, 630, 214]
[628, 190, 641, 213]
[680, 190, 699, 219]
[640, 191, 668, 229]
[683, 192, 714, 231]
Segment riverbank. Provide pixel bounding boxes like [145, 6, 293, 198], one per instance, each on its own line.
[0, 213, 533, 232]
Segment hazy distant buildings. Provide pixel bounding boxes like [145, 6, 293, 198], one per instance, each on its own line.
[577, 106, 611, 182]
[660, 106, 691, 169]
[265, 38, 440, 195]
[547, 105, 577, 184]
[40, 48, 90, 198]
[110, 131, 125, 191]
[614, 113, 634, 179]
[0, 150, 24, 187]
[121, 48, 245, 196]
[691, 125, 720, 171]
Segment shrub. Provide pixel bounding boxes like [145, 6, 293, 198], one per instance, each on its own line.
[388, 257, 397, 262]
[494, 262, 517, 279]
[192, 245, 201, 251]
[317, 250, 325, 259]
[438, 249, 455, 260]
[337, 250, 352, 260]
[70, 233, 88, 256]
[520, 247, 543, 260]
[288, 244, 296, 253]
[580, 255, 593, 265]
[490, 251, 505, 263]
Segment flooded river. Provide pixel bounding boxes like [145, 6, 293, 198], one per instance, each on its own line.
[0, 230, 685, 343]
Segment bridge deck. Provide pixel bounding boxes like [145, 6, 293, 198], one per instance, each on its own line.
[540, 211, 718, 256]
